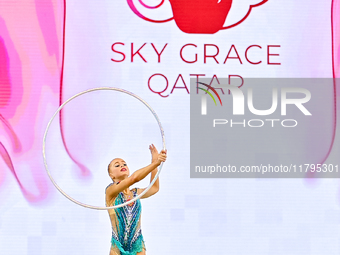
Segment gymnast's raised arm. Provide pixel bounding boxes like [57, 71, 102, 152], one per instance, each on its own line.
[137, 144, 166, 199]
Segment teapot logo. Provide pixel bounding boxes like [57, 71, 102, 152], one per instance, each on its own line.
[127, 0, 268, 34]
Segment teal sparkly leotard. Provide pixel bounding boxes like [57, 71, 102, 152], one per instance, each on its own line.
[106, 185, 146, 255]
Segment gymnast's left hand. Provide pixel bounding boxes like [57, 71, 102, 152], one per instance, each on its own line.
[150, 144, 159, 163]
[156, 149, 167, 165]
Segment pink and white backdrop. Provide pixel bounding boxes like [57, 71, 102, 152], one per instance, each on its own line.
[0, 0, 340, 254]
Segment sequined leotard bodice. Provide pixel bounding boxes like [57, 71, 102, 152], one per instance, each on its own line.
[106, 186, 146, 255]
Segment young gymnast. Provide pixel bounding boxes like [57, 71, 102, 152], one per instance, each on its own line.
[105, 144, 167, 255]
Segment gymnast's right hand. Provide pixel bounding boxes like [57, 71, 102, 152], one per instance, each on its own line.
[155, 149, 167, 165]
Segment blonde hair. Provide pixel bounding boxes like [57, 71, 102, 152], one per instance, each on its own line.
[107, 160, 115, 183]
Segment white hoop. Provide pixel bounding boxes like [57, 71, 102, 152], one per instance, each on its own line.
[43, 87, 166, 210]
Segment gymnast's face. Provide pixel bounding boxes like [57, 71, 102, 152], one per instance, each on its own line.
[108, 158, 130, 180]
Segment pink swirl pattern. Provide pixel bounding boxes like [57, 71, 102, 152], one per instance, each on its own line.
[0, 0, 90, 204]
[138, 0, 165, 9]
[332, 0, 340, 202]
[127, 0, 173, 23]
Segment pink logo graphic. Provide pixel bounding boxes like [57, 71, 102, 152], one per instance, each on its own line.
[127, 0, 268, 34]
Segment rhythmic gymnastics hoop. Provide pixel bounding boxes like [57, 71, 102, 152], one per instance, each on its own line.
[43, 87, 166, 210]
